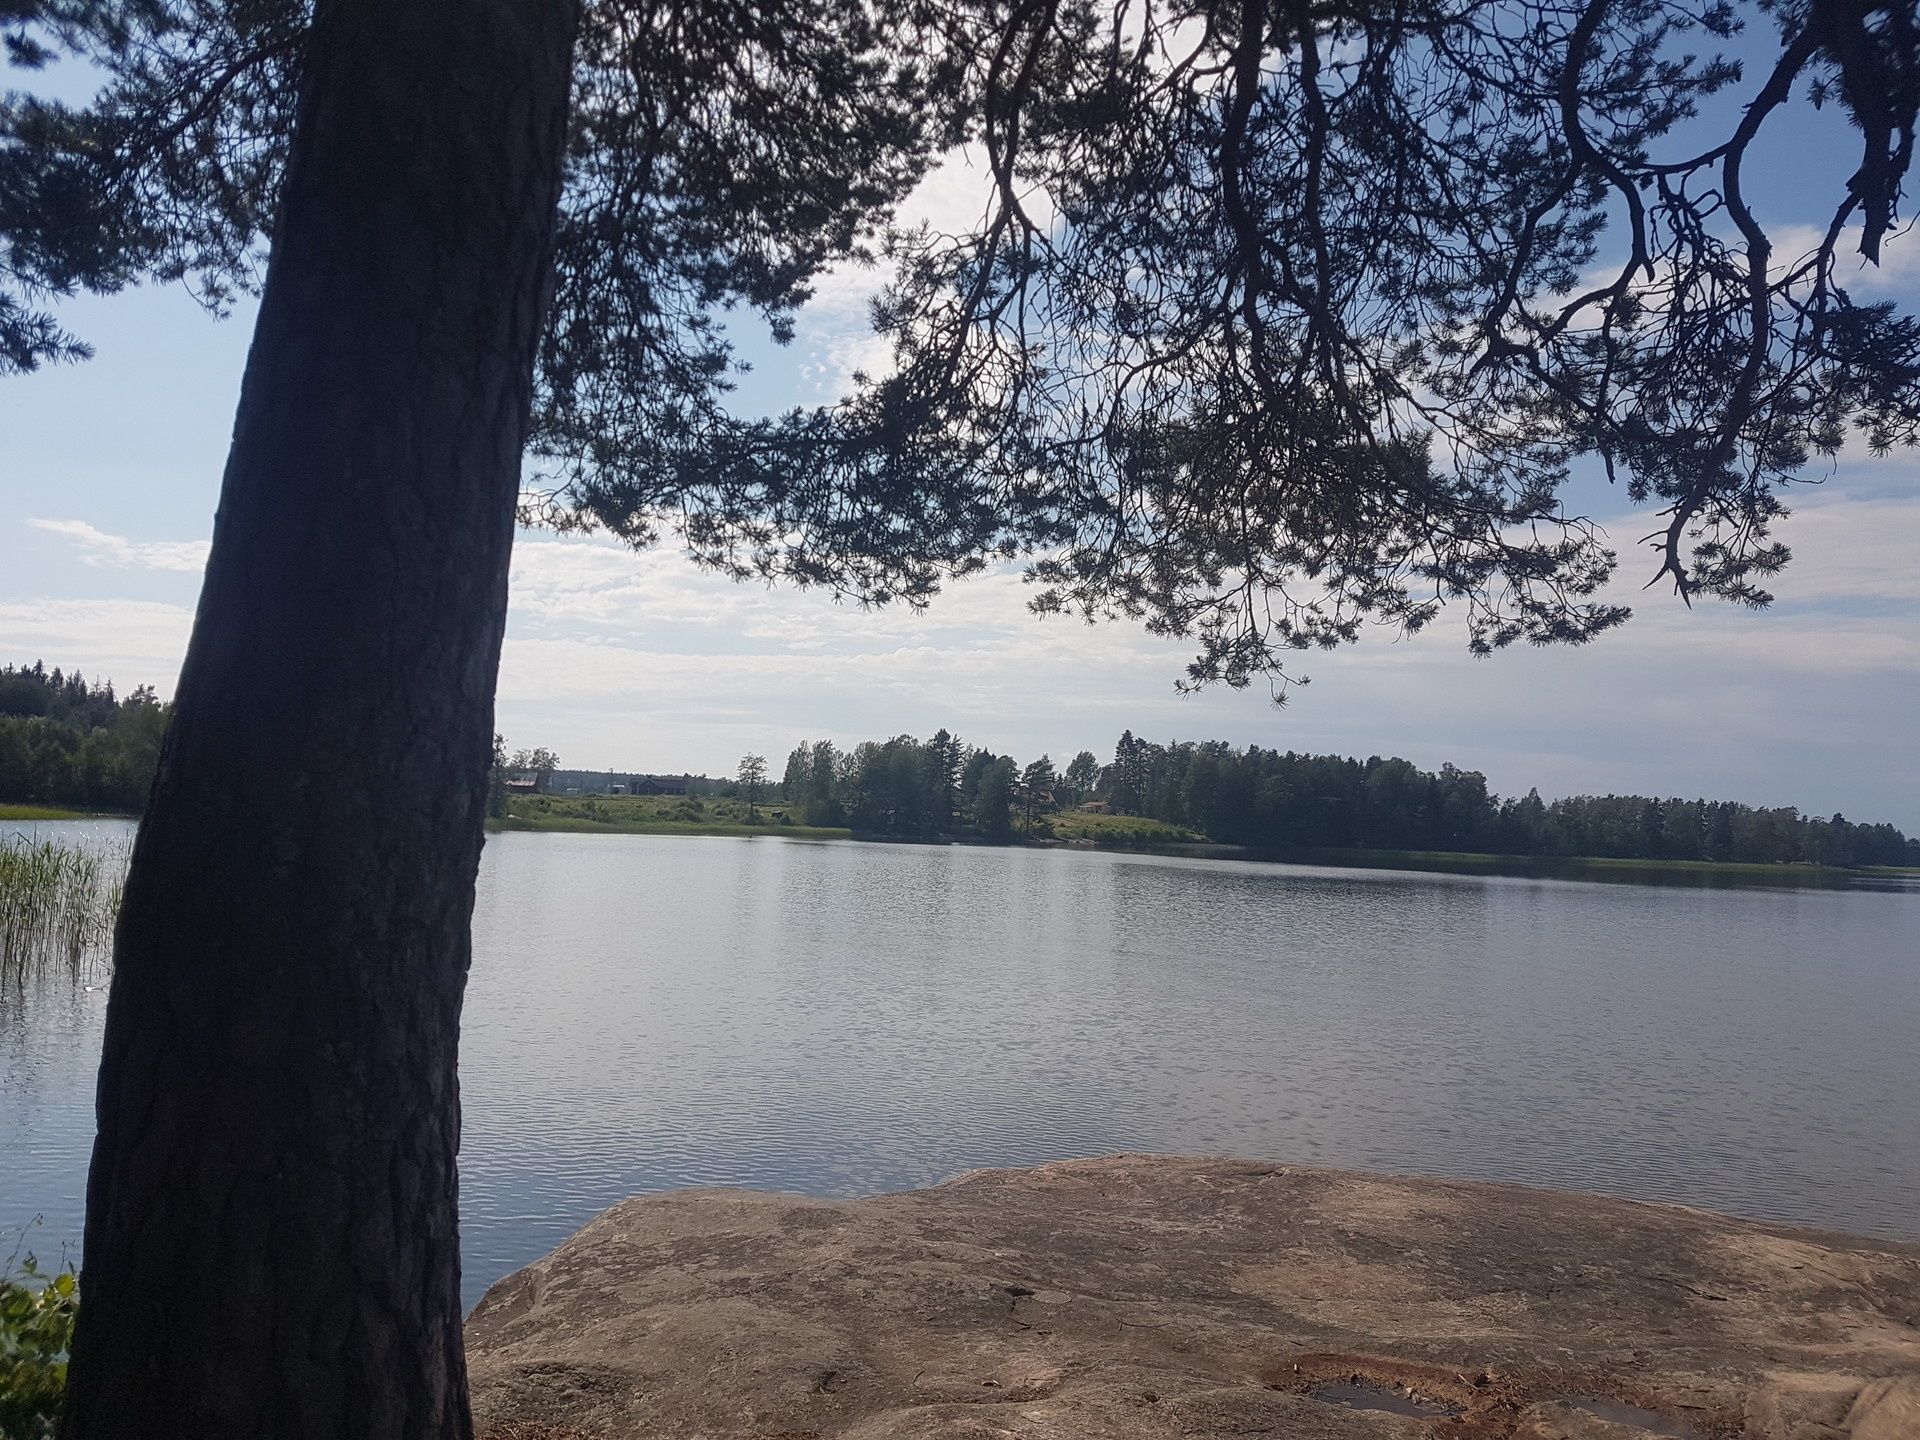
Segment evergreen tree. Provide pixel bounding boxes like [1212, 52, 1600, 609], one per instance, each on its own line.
[735, 752, 768, 821]
[1019, 754, 1056, 833]
[781, 740, 844, 827]
[924, 728, 962, 832]
[3, 0, 1914, 1429]
[1106, 731, 1143, 815]
[486, 734, 509, 819]
[972, 755, 1017, 840]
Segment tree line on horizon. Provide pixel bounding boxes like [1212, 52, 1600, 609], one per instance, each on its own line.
[0, 661, 169, 812]
[5, 654, 1914, 871]
[781, 732, 1105, 840]
[780, 729, 1920, 868]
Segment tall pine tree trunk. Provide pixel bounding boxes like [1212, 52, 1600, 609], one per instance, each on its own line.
[64, 0, 576, 1433]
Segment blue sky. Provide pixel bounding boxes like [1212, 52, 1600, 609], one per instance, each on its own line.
[4, 45, 1919, 828]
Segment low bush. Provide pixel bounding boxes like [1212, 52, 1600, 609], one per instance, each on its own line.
[0, 1256, 77, 1439]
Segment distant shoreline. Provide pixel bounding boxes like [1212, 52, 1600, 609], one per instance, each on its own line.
[16, 807, 1914, 885]
[1089, 840, 1920, 886]
[481, 814, 1920, 885]
[487, 814, 854, 840]
[0, 803, 128, 821]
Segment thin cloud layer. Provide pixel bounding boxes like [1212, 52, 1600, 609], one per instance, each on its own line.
[0, 597, 194, 689]
[489, 483, 1920, 827]
[30, 518, 212, 573]
[4, 440, 1916, 829]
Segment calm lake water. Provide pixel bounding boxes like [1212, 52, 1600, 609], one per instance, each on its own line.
[4, 822, 1917, 1308]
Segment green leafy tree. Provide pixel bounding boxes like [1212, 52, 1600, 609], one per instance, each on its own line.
[1062, 751, 1100, 805]
[779, 743, 813, 820]
[2, 0, 1914, 1431]
[781, 740, 844, 827]
[0, 665, 168, 811]
[508, 746, 561, 777]
[735, 752, 768, 821]
[955, 746, 992, 820]
[844, 735, 937, 833]
[1040, 736, 1920, 864]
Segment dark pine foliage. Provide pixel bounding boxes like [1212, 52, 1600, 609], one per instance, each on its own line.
[1100, 733, 1920, 865]
[5, 0, 1918, 687]
[0, 660, 167, 810]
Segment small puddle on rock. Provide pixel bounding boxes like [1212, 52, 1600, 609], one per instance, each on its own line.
[1564, 1397, 1697, 1437]
[1310, 1379, 1459, 1418]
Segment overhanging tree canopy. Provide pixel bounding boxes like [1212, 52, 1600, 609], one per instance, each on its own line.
[8, 0, 1917, 685]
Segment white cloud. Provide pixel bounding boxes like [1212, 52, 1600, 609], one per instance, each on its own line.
[28, 518, 211, 573]
[511, 536, 1074, 654]
[896, 146, 1000, 238]
[0, 598, 193, 693]
[6, 485, 1915, 828]
[1767, 222, 1920, 295]
[764, 147, 1026, 404]
[1578, 486, 1920, 612]
[1749, 493, 1920, 604]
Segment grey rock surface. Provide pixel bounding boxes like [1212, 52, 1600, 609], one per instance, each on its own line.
[464, 1156, 1920, 1440]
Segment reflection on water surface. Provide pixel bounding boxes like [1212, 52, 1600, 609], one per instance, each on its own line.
[4, 826, 1916, 1307]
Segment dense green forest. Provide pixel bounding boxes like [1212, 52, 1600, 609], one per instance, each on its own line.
[0, 662, 168, 811]
[782, 732, 1086, 841]
[783, 731, 1920, 868]
[8, 660, 1914, 867]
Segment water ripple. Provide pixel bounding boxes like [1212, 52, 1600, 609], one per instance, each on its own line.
[3, 829, 1915, 1309]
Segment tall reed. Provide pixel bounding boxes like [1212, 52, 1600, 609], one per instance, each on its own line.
[0, 834, 126, 990]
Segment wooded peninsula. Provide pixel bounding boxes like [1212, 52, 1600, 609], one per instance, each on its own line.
[491, 729, 1920, 871]
[782, 732, 1920, 868]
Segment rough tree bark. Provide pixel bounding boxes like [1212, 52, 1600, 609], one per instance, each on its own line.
[64, 0, 578, 1434]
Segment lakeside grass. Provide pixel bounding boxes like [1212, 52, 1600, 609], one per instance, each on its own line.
[495, 795, 1905, 884]
[0, 834, 125, 987]
[491, 814, 853, 839]
[501, 794, 1200, 845]
[0, 804, 88, 821]
[1037, 810, 1205, 845]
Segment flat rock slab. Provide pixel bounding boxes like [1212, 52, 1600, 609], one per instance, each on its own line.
[464, 1156, 1920, 1440]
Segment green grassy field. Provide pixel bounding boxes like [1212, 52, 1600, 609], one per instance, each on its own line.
[0, 803, 88, 821]
[491, 792, 850, 839]
[1037, 810, 1205, 845]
